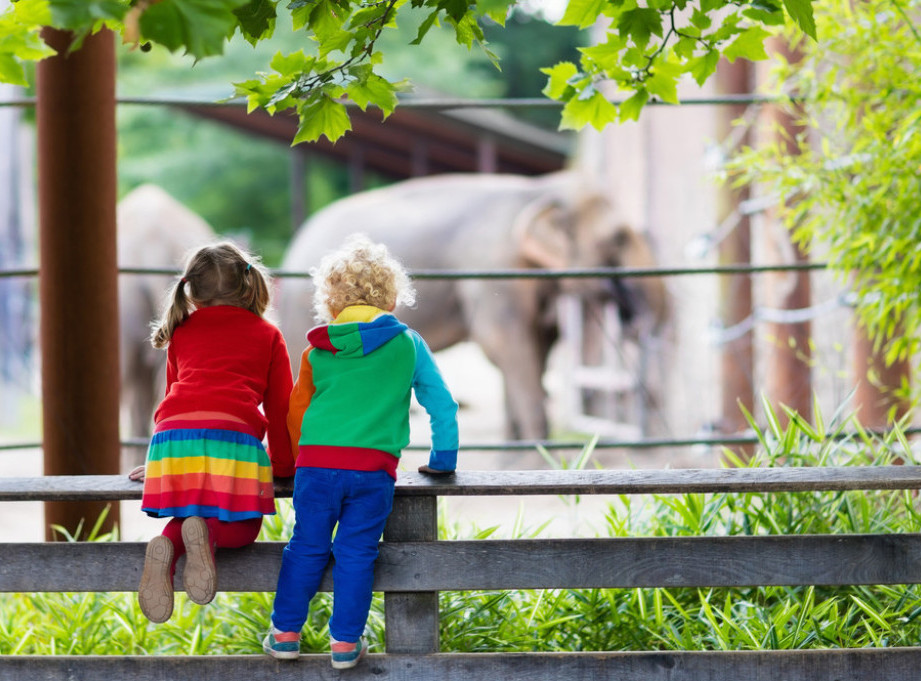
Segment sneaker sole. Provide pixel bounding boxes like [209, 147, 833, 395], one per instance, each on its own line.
[181, 517, 217, 605]
[263, 642, 300, 660]
[138, 535, 174, 623]
[331, 642, 367, 669]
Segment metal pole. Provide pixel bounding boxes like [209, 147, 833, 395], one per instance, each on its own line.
[37, 28, 120, 540]
[715, 58, 755, 461]
[853, 322, 911, 430]
[760, 38, 813, 425]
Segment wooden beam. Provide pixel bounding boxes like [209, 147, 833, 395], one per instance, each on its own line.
[2, 534, 920, 592]
[384, 496, 440, 653]
[36, 28, 120, 540]
[4, 648, 921, 681]
[715, 58, 755, 461]
[2, 466, 921, 501]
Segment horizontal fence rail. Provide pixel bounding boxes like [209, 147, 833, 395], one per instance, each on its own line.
[0, 261, 832, 280]
[1, 466, 920, 501]
[4, 648, 921, 681]
[8, 648, 921, 681]
[2, 534, 921, 593]
[0, 94, 790, 110]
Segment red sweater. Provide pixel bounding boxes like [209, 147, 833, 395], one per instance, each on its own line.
[154, 305, 296, 477]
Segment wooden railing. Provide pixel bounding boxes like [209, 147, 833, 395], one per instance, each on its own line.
[1, 467, 921, 680]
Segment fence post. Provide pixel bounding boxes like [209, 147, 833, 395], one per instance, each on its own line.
[383, 495, 439, 653]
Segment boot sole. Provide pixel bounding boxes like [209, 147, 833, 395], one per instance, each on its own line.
[182, 517, 217, 605]
[138, 535, 174, 623]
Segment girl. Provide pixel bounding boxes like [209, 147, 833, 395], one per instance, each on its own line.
[129, 241, 295, 623]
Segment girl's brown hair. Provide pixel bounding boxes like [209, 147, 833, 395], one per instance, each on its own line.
[150, 241, 271, 348]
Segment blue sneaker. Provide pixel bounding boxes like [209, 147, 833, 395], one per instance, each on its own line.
[263, 628, 300, 660]
[330, 636, 367, 669]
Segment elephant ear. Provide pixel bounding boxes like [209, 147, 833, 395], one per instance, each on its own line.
[513, 196, 571, 269]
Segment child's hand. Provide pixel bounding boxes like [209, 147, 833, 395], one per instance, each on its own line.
[128, 465, 146, 481]
[418, 465, 455, 476]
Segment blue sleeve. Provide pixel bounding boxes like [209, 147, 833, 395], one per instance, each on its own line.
[409, 330, 459, 471]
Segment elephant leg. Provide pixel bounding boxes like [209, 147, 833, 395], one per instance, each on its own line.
[471, 323, 550, 441]
[121, 350, 157, 472]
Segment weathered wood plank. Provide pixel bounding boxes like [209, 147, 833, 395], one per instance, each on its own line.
[0, 467, 919, 502]
[3, 648, 921, 681]
[384, 496, 440, 654]
[396, 466, 921, 495]
[3, 534, 921, 592]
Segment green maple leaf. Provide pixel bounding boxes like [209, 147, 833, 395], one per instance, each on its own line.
[0, 53, 27, 86]
[140, 0, 248, 59]
[689, 49, 720, 85]
[48, 0, 127, 28]
[294, 96, 352, 144]
[723, 25, 772, 62]
[234, 0, 277, 45]
[346, 69, 399, 116]
[476, 0, 513, 25]
[541, 61, 580, 100]
[617, 8, 663, 50]
[618, 88, 649, 122]
[560, 89, 618, 131]
[783, 0, 816, 38]
[559, 0, 608, 29]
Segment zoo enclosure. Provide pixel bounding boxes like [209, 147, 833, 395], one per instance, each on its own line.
[1, 467, 921, 680]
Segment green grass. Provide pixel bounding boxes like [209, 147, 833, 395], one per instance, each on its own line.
[3, 401, 921, 655]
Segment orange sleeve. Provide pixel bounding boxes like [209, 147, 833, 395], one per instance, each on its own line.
[287, 346, 315, 464]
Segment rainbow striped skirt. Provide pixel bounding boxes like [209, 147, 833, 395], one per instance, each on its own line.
[141, 424, 276, 522]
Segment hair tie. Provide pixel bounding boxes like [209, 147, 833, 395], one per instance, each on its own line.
[180, 277, 188, 284]
[245, 263, 252, 272]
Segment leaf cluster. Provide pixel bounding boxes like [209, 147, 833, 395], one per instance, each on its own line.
[2, 0, 816, 140]
[543, 0, 806, 128]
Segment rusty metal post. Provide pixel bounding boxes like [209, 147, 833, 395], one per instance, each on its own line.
[37, 28, 120, 540]
[853, 323, 911, 430]
[760, 38, 812, 426]
[715, 58, 755, 462]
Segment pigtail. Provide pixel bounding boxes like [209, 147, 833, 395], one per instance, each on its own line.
[239, 261, 271, 318]
[150, 277, 193, 349]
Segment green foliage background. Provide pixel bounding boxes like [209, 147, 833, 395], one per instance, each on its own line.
[728, 0, 921, 381]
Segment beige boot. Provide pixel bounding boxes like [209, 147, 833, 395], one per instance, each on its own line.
[138, 535, 174, 623]
[181, 517, 217, 605]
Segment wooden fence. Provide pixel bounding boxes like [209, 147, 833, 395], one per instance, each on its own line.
[1, 467, 921, 680]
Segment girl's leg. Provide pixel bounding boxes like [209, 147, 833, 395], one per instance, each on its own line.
[205, 516, 263, 549]
[161, 518, 184, 577]
[164, 516, 263, 566]
[271, 468, 343, 633]
[329, 470, 395, 643]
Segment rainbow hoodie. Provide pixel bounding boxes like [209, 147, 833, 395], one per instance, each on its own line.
[287, 305, 458, 478]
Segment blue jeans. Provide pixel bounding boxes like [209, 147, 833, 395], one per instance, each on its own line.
[271, 467, 395, 642]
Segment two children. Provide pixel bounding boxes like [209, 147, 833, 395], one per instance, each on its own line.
[135, 235, 457, 670]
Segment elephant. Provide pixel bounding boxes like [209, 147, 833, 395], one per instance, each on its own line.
[277, 171, 668, 441]
[117, 184, 215, 466]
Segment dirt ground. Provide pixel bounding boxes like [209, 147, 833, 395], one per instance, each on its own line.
[0, 342, 721, 542]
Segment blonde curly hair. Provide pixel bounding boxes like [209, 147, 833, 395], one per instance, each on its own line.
[312, 233, 416, 322]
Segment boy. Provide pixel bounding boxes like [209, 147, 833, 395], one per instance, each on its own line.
[263, 234, 458, 668]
